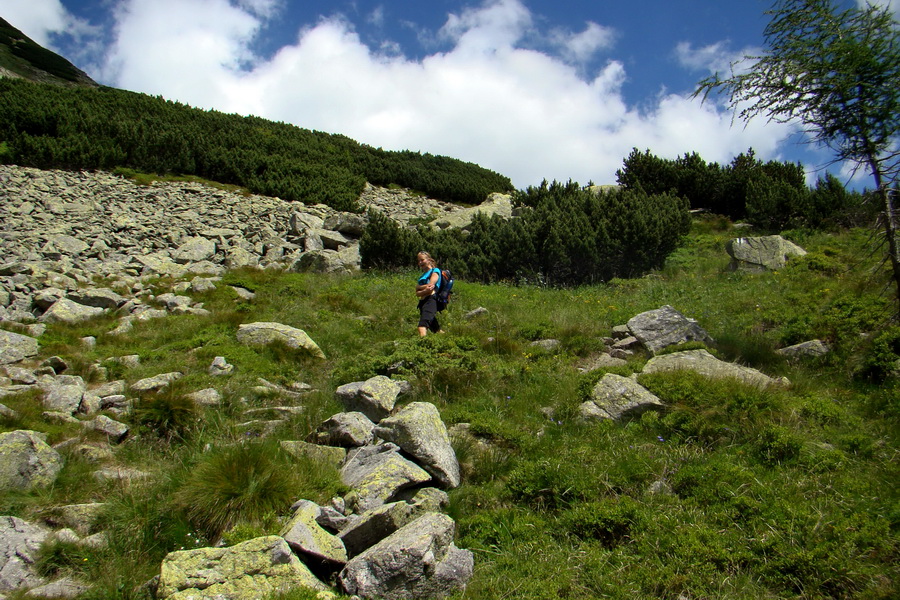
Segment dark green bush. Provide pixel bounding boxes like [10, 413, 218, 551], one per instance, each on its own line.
[506, 459, 590, 510]
[754, 425, 803, 465]
[558, 497, 642, 547]
[859, 326, 900, 382]
[132, 392, 199, 441]
[360, 180, 691, 286]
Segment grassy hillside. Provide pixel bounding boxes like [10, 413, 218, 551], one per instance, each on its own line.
[1, 217, 897, 599]
[0, 78, 513, 210]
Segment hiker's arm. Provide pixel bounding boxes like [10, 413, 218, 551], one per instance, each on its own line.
[415, 272, 440, 298]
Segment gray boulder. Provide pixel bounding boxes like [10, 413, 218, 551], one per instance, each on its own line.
[66, 288, 125, 309]
[776, 339, 830, 360]
[23, 576, 88, 599]
[642, 349, 788, 388]
[236, 322, 326, 359]
[335, 376, 405, 422]
[172, 237, 216, 264]
[374, 402, 460, 488]
[280, 440, 346, 468]
[41, 378, 85, 414]
[341, 444, 431, 513]
[580, 373, 664, 421]
[130, 372, 182, 393]
[41, 235, 88, 258]
[726, 235, 807, 271]
[0, 431, 62, 491]
[224, 247, 259, 269]
[339, 512, 473, 600]
[39, 298, 104, 324]
[627, 305, 714, 355]
[0, 516, 50, 593]
[157, 535, 328, 600]
[316, 411, 376, 447]
[433, 193, 513, 230]
[81, 415, 129, 443]
[279, 500, 348, 564]
[0, 330, 39, 365]
[339, 489, 449, 558]
[292, 246, 360, 274]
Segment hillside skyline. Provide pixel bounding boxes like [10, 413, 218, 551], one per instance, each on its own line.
[2, 0, 896, 189]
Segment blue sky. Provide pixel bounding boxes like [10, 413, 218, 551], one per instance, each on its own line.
[2, 0, 896, 190]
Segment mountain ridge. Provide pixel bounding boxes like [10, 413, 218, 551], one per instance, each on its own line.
[0, 17, 96, 87]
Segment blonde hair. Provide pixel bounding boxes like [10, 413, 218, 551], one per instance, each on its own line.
[417, 251, 437, 268]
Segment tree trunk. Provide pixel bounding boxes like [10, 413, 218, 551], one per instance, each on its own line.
[872, 163, 900, 313]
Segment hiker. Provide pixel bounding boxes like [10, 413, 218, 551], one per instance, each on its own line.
[415, 251, 444, 336]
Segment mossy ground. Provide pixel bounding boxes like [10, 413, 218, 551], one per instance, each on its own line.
[1, 218, 897, 599]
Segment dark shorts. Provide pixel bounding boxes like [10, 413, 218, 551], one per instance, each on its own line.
[417, 295, 441, 332]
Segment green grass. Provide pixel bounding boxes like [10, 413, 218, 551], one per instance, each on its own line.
[0, 221, 897, 599]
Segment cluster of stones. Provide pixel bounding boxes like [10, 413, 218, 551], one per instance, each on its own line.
[157, 376, 471, 600]
[573, 305, 828, 422]
[0, 165, 514, 325]
[1, 318, 469, 599]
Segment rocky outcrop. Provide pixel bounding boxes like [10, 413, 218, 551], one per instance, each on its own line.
[0, 330, 39, 365]
[156, 536, 330, 600]
[642, 349, 788, 388]
[374, 402, 461, 488]
[0, 516, 51, 593]
[338, 513, 473, 600]
[627, 305, 714, 355]
[726, 235, 807, 271]
[334, 376, 406, 422]
[580, 373, 665, 421]
[236, 322, 326, 359]
[0, 431, 62, 491]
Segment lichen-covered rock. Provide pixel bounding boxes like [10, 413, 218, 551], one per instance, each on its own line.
[67, 288, 126, 309]
[0, 431, 62, 491]
[130, 372, 182, 392]
[335, 376, 405, 422]
[280, 440, 346, 468]
[338, 491, 448, 558]
[172, 237, 216, 264]
[0, 516, 50, 592]
[776, 339, 830, 360]
[157, 535, 330, 600]
[41, 379, 85, 414]
[38, 298, 104, 324]
[279, 500, 348, 564]
[316, 411, 376, 447]
[236, 322, 326, 359]
[374, 402, 460, 488]
[0, 330, 39, 366]
[626, 305, 714, 355]
[341, 444, 431, 513]
[642, 349, 788, 388]
[339, 513, 473, 600]
[580, 373, 664, 421]
[726, 235, 807, 271]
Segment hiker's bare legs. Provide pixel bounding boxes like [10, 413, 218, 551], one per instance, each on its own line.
[418, 326, 428, 336]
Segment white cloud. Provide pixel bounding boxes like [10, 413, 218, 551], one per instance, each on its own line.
[857, 0, 899, 19]
[7, 0, 802, 189]
[100, 0, 262, 101]
[551, 21, 616, 64]
[0, 0, 67, 45]
[0, 0, 94, 48]
[674, 41, 758, 76]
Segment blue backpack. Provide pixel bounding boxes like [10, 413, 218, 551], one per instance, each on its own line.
[435, 268, 454, 311]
